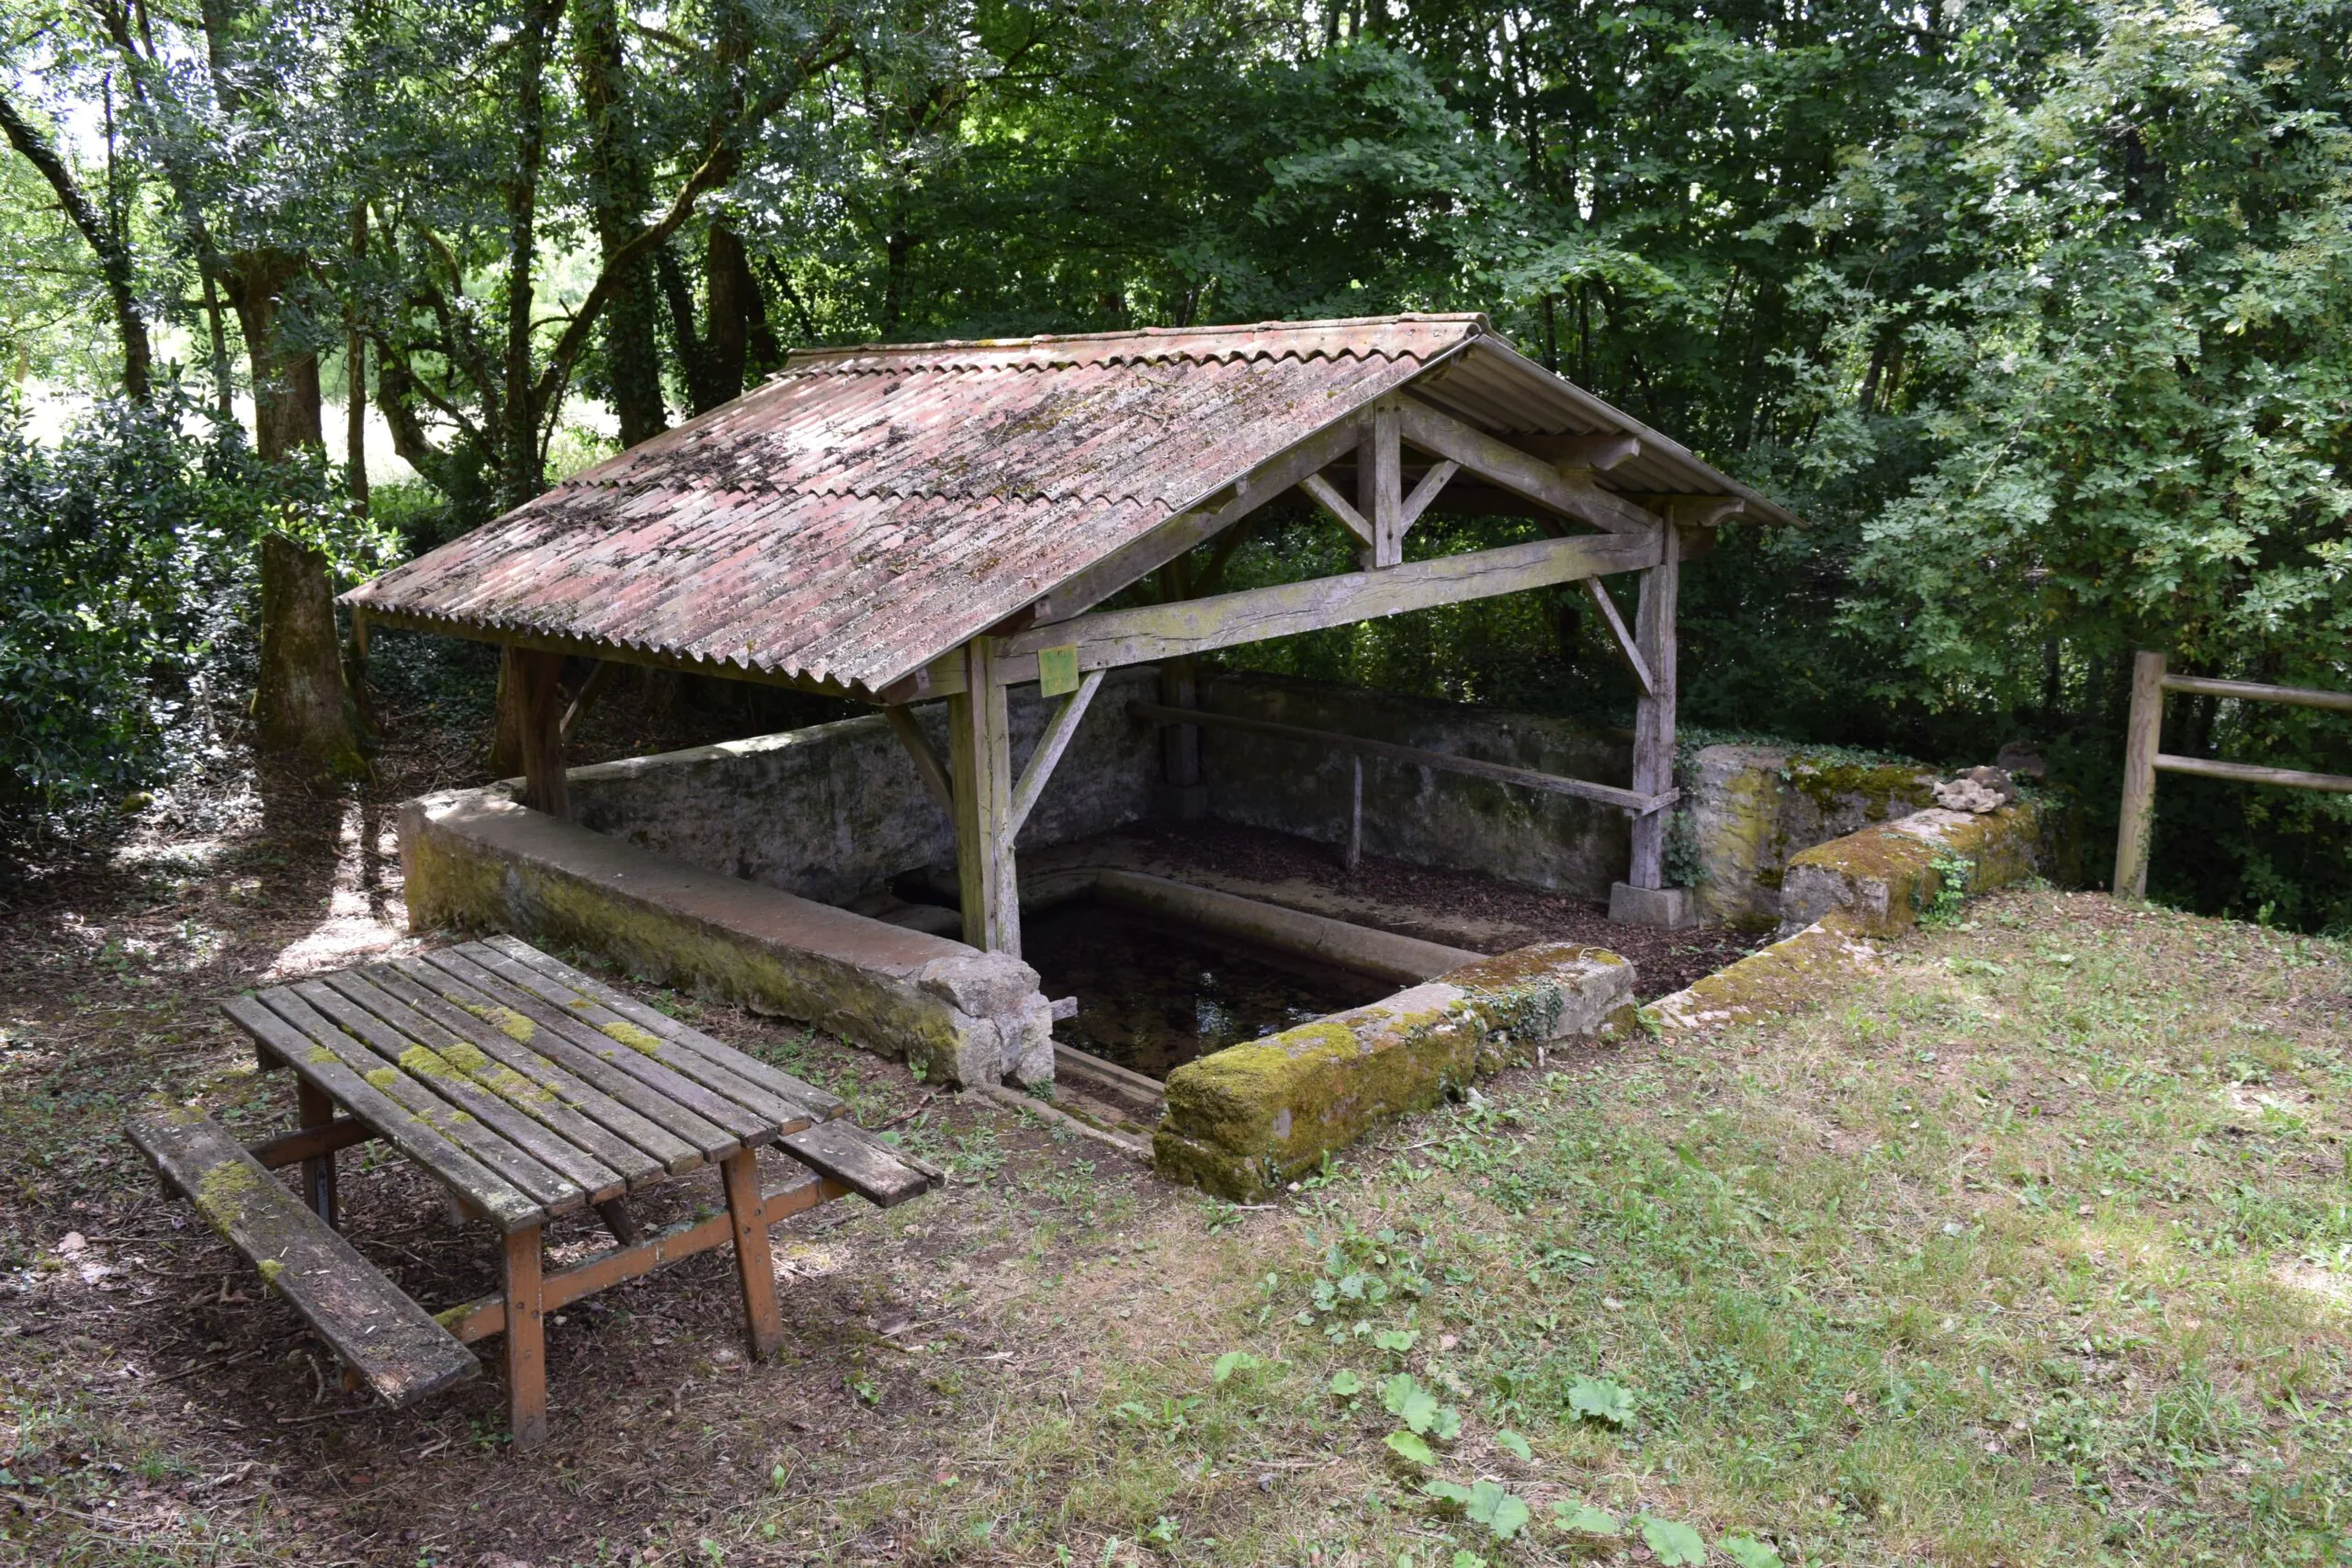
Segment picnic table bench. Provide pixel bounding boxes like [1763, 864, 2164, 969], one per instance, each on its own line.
[129, 936, 939, 1449]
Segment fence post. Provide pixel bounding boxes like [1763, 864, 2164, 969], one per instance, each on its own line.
[2113, 649, 2167, 898]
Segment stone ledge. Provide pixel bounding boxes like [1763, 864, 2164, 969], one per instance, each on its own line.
[400, 788, 1052, 1088]
[1650, 798, 2049, 1033]
[1152, 942, 1635, 1201]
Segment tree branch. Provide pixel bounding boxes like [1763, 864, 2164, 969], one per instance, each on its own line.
[0, 88, 152, 398]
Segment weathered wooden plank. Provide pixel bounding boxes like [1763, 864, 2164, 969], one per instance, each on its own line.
[2160, 671, 2352, 715]
[362, 961, 715, 1172]
[452, 943, 824, 1130]
[2154, 753, 2352, 794]
[220, 995, 545, 1232]
[884, 704, 955, 814]
[721, 1149, 783, 1359]
[1006, 669, 1105, 840]
[1126, 700, 1673, 815]
[1300, 470, 1373, 547]
[317, 971, 666, 1190]
[1396, 399, 1663, 536]
[1397, 459, 1458, 535]
[414, 951, 777, 1146]
[292, 980, 627, 1205]
[1625, 522, 1681, 888]
[247, 1117, 376, 1170]
[257, 988, 589, 1215]
[1362, 405, 1404, 569]
[130, 1106, 481, 1407]
[990, 530, 1661, 682]
[480, 937, 848, 1122]
[2112, 650, 2166, 898]
[779, 1120, 940, 1209]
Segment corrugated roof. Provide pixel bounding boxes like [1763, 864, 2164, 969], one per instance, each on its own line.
[345, 314, 1794, 698]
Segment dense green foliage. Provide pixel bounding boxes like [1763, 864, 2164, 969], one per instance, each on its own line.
[3, 0, 2348, 921]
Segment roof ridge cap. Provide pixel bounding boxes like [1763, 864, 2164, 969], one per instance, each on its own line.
[778, 312, 1488, 371]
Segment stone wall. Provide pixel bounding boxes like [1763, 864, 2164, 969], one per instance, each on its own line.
[1195, 673, 1634, 899]
[1685, 746, 1941, 928]
[560, 668, 1164, 906]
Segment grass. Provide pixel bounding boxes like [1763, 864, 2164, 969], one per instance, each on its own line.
[708, 887, 2351, 1567]
[5, 882, 2346, 1565]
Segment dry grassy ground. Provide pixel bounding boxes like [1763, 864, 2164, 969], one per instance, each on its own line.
[3, 683, 2347, 1565]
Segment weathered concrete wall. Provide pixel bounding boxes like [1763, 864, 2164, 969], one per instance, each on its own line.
[1687, 746, 1942, 928]
[1153, 942, 1635, 1200]
[1195, 673, 1634, 899]
[560, 668, 1163, 906]
[401, 789, 1054, 1088]
[1650, 799, 2052, 1032]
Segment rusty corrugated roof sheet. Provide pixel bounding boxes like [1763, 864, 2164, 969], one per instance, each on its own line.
[345, 314, 1793, 697]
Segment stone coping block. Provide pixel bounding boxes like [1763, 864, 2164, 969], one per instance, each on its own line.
[1651, 798, 2049, 1033]
[1152, 942, 1634, 1201]
[400, 788, 1052, 1088]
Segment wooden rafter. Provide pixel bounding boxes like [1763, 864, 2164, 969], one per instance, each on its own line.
[1582, 578, 1654, 696]
[1395, 398, 1663, 536]
[1005, 669, 1105, 839]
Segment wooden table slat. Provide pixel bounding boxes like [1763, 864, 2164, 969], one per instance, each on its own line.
[255, 990, 589, 1217]
[454, 943, 822, 1132]
[373, 959, 733, 1166]
[411, 953, 774, 1149]
[482, 936, 849, 1120]
[292, 979, 628, 1203]
[322, 970, 674, 1188]
[220, 996, 546, 1233]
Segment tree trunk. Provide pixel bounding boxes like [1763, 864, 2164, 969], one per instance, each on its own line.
[346, 203, 369, 511]
[224, 248, 323, 461]
[254, 534, 366, 778]
[0, 89, 152, 400]
[577, 0, 667, 448]
[701, 220, 771, 411]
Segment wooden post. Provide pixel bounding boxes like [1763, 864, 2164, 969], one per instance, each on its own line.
[2113, 649, 2166, 899]
[1155, 559, 1205, 818]
[502, 646, 570, 820]
[949, 637, 1020, 955]
[1625, 523, 1681, 889]
[1345, 755, 1363, 874]
[295, 1079, 338, 1230]
[720, 1149, 783, 1360]
[501, 1224, 548, 1450]
[1357, 406, 1403, 570]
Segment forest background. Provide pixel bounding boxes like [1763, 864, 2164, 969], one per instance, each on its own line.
[3, 0, 2349, 929]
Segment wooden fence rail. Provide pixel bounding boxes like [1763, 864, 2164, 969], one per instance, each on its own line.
[2113, 650, 2352, 897]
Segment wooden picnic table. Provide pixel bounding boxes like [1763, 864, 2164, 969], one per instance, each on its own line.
[132, 936, 938, 1449]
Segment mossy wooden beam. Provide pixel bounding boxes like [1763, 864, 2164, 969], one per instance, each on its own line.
[1395, 397, 1664, 536]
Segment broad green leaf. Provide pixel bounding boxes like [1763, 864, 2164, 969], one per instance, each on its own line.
[1329, 1369, 1363, 1396]
[1381, 1373, 1442, 1433]
[1211, 1350, 1259, 1383]
[1464, 1480, 1531, 1542]
[1638, 1516, 1708, 1566]
[1567, 1375, 1635, 1427]
[1373, 1328, 1419, 1353]
[1430, 1404, 1463, 1441]
[1722, 1535, 1785, 1568]
[1553, 1501, 1621, 1537]
[1495, 1429, 1532, 1461]
[1384, 1430, 1435, 1465]
[1451, 1552, 1487, 1568]
[1422, 1478, 1474, 1506]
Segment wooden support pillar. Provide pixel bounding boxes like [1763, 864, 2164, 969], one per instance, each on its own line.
[2113, 650, 2166, 899]
[295, 1079, 338, 1230]
[1625, 522, 1681, 891]
[502, 1224, 548, 1450]
[501, 646, 570, 820]
[949, 637, 1020, 956]
[1155, 559, 1206, 818]
[1357, 405, 1404, 570]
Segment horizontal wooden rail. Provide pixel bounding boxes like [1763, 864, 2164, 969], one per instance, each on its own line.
[2154, 754, 2352, 795]
[2160, 671, 2352, 715]
[1127, 701, 1675, 817]
[2116, 650, 2352, 897]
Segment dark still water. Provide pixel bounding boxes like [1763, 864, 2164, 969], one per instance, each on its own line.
[1021, 899, 1391, 1078]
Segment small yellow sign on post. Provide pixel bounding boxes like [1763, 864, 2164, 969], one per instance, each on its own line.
[1038, 644, 1081, 698]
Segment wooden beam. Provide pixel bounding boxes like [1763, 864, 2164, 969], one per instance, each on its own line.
[1025, 417, 1368, 625]
[1396, 398, 1662, 536]
[1582, 578, 1655, 696]
[2112, 650, 2165, 898]
[1521, 433, 1642, 469]
[1625, 525, 1681, 889]
[247, 1117, 376, 1169]
[1300, 470, 1374, 547]
[1127, 702, 1675, 816]
[2161, 671, 2352, 715]
[948, 638, 1020, 955]
[2154, 753, 2352, 795]
[1362, 405, 1404, 569]
[1626, 495, 1747, 527]
[883, 704, 953, 814]
[979, 530, 1660, 686]
[1006, 669, 1104, 840]
[559, 659, 620, 743]
[1397, 460, 1458, 535]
